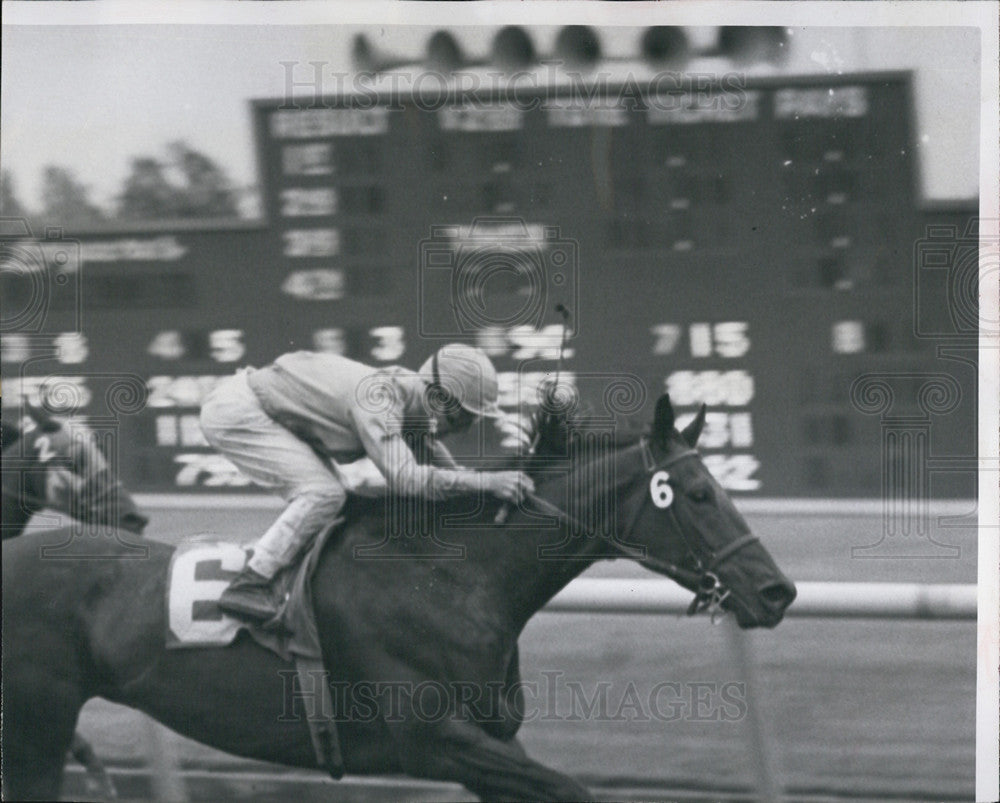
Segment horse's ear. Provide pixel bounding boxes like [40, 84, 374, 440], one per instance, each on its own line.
[652, 394, 675, 445]
[25, 401, 49, 426]
[25, 400, 59, 433]
[681, 404, 707, 448]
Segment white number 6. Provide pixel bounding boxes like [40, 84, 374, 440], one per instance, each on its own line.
[649, 470, 674, 508]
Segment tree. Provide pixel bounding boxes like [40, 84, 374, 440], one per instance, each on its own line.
[168, 141, 239, 218]
[116, 142, 238, 221]
[117, 157, 181, 221]
[1, 169, 31, 219]
[40, 166, 106, 227]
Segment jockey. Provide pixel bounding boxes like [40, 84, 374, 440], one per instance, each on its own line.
[200, 343, 534, 623]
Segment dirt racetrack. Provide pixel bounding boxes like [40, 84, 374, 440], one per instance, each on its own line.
[61, 503, 976, 801]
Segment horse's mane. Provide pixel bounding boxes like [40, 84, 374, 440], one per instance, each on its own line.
[523, 384, 645, 470]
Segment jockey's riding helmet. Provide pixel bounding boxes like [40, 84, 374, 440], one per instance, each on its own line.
[420, 343, 503, 419]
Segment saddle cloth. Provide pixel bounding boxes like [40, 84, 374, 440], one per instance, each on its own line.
[165, 525, 343, 777]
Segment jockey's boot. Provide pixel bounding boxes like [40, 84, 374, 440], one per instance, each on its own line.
[217, 567, 279, 622]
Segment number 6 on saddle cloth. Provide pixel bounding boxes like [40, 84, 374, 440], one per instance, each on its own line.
[165, 531, 345, 778]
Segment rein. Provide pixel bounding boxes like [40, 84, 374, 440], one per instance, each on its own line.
[515, 445, 760, 621]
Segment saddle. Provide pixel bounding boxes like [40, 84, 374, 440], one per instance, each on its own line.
[165, 521, 345, 779]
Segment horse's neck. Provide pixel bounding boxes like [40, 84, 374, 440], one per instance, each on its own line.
[495, 522, 604, 634]
[491, 442, 632, 632]
[1, 474, 39, 538]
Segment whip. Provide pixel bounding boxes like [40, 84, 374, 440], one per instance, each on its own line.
[494, 304, 571, 525]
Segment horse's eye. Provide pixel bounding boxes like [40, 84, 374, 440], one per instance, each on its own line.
[690, 488, 711, 503]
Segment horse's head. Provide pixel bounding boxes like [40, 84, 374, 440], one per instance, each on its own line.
[616, 394, 796, 628]
[4, 404, 149, 535]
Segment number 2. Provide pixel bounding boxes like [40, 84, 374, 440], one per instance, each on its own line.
[35, 436, 56, 463]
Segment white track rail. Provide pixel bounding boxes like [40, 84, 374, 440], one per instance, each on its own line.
[133, 493, 977, 518]
[119, 577, 975, 803]
[546, 578, 977, 620]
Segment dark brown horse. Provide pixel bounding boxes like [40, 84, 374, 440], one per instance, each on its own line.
[3, 403, 149, 799]
[2, 403, 148, 540]
[2, 393, 795, 801]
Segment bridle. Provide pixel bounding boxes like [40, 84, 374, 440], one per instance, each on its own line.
[517, 442, 760, 621]
[10, 424, 133, 522]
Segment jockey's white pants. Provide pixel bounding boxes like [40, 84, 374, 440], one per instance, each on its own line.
[199, 370, 349, 579]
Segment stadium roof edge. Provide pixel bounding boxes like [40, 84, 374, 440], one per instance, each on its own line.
[250, 67, 915, 109]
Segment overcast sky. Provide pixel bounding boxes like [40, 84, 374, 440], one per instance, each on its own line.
[1, 20, 981, 211]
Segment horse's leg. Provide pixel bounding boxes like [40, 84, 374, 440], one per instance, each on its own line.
[392, 722, 590, 802]
[1, 673, 82, 800]
[463, 737, 539, 803]
[70, 731, 118, 800]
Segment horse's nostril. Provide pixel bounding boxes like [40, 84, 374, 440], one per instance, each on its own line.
[760, 582, 795, 609]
